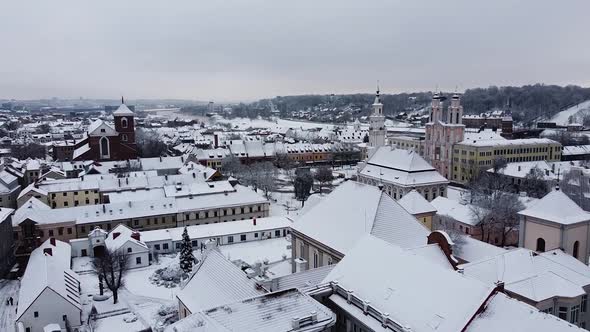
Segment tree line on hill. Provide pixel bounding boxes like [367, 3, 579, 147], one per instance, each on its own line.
[182, 84, 590, 125]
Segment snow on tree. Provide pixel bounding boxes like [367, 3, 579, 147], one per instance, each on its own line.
[179, 227, 194, 273]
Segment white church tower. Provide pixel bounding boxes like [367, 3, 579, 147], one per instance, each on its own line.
[369, 87, 386, 148]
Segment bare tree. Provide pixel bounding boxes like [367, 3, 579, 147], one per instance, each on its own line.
[492, 192, 524, 246]
[136, 128, 168, 157]
[314, 166, 334, 194]
[221, 155, 243, 178]
[521, 166, 550, 198]
[92, 249, 129, 304]
[434, 215, 467, 254]
[253, 162, 277, 199]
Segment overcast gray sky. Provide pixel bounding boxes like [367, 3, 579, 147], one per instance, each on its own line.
[1, 0, 589, 102]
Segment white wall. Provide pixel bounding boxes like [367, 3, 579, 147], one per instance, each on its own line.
[17, 288, 81, 332]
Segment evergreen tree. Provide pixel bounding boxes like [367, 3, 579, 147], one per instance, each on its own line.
[179, 227, 194, 273]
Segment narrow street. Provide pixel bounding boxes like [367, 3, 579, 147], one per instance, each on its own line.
[0, 280, 20, 332]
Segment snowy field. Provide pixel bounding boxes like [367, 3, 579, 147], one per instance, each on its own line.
[550, 99, 590, 125]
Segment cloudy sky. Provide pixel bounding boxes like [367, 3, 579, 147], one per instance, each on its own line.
[1, 0, 589, 101]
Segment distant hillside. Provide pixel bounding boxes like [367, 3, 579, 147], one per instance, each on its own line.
[260, 84, 590, 124]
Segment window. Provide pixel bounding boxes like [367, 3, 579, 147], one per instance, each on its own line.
[228, 236, 234, 243]
[154, 244, 160, 250]
[81, 226, 86, 233]
[58, 228, 63, 235]
[127, 247, 132, 253]
[62, 315, 67, 321]
[163, 243, 169, 250]
[541, 307, 553, 315]
[558, 306, 568, 320]
[275, 230, 281, 237]
[327, 257, 333, 265]
[313, 251, 319, 268]
[81, 249, 87, 256]
[175, 243, 181, 249]
[582, 295, 587, 313]
[570, 305, 580, 324]
[536, 238, 546, 252]
[192, 240, 198, 246]
[48, 229, 54, 236]
[121, 117, 128, 128]
[573, 241, 580, 259]
[121, 134, 128, 142]
[136, 257, 142, 265]
[240, 234, 246, 241]
[299, 242, 305, 259]
[254, 232, 258, 238]
[100, 136, 110, 157]
[34, 311, 39, 318]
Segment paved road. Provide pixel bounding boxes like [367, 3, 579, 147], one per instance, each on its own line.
[0, 280, 19, 332]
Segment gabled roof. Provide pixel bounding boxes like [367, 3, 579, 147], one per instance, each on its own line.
[466, 292, 584, 332]
[292, 181, 429, 255]
[398, 189, 437, 215]
[17, 239, 80, 321]
[105, 224, 148, 252]
[167, 289, 335, 332]
[518, 189, 590, 225]
[367, 146, 436, 172]
[323, 235, 495, 332]
[17, 183, 48, 200]
[461, 248, 590, 303]
[177, 248, 264, 313]
[113, 103, 135, 116]
[87, 119, 117, 137]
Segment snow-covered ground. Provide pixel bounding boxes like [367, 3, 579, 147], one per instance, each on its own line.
[550, 99, 590, 125]
[0, 280, 19, 332]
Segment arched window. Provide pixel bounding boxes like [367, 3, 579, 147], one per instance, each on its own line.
[121, 134, 128, 142]
[536, 238, 546, 252]
[100, 136, 110, 158]
[573, 241, 580, 259]
[121, 117, 128, 128]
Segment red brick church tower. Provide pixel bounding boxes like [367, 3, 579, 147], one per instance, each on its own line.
[72, 97, 138, 161]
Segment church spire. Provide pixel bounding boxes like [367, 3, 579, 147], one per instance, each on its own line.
[121, 96, 125, 105]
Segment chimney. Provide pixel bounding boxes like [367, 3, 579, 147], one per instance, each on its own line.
[495, 280, 505, 292]
[112, 232, 121, 239]
[159, 156, 163, 162]
[126, 178, 129, 185]
[131, 231, 140, 241]
[50, 237, 56, 246]
[181, 156, 184, 162]
[214, 134, 219, 148]
[102, 205, 106, 213]
[43, 248, 53, 256]
[253, 218, 257, 226]
[192, 172, 196, 179]
[517, 166, 521, 172]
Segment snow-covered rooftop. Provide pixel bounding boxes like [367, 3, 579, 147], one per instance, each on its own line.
[168, 289, 335, 332]
[17, 239, 80, 321]
[323, 234, 495, 332]
[177, 248, 265, 313]
[518, 189, 590, 225]
[461, 248, 590, 303]
[431, 196, 479, 226]
[292, 181, 430, 255]
[398, 189, 437, 215]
